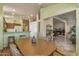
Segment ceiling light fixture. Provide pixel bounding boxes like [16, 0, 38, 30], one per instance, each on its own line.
[13, 9, 16, 12]
[12, 9, 16, 16]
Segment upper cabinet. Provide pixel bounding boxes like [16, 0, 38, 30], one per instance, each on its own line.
[3, 16, 29, 32]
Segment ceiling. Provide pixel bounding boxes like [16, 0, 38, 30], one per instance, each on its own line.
[55, 10, 76, 20]
[53, 18, 64, 24]
[3, 3, 57, 16]
[53, 10, 76, 24]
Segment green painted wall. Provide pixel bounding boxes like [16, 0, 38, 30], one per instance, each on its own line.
[40, 3, 77, 19]
[40, 3, 79, 55]
[0, 4, 3, 50]
[76, 9, 79, 55]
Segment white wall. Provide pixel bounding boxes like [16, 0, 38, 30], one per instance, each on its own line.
[43, 17, 53, 37]
[29, 22, 38, 38]
[66, 17, 76, 33]
[76, 9, 79, 55]
[53, 20, 64, 30]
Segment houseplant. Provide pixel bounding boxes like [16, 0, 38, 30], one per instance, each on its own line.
[68, 26, 76, 44]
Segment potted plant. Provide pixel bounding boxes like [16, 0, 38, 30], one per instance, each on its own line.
[68, 26, 76, 44]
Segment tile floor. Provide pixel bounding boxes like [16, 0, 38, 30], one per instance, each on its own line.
[53, 35, 76, 56]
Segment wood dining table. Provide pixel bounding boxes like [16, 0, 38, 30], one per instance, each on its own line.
[16, 38, 56, 56]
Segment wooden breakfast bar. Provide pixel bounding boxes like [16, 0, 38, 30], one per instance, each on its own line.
[16, 38, 56, 56]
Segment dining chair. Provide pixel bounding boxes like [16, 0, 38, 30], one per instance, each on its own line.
[8, 36, 22, 56]
[8, 36, 15, 47]
[54, 48, 65, 56]
[9, 43, 22, 56]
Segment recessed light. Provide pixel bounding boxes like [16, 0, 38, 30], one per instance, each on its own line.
[38, 3, 42, 5]
[13, 9, 16, 12]
[30, 14, 33, 17]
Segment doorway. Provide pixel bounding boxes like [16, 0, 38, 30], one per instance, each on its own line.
[53, 10, 76, 55]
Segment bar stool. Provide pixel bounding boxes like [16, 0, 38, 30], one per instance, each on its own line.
[9, 43, 22, 56]
[8, 36, 22, 56]
[8, 36, 15, 47]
